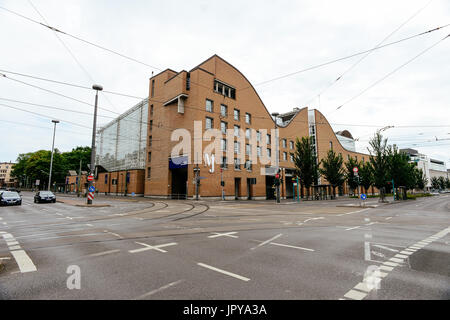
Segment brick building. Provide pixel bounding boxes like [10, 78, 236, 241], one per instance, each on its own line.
[0, 162, 17, 188]
[94, 55, 372, 199]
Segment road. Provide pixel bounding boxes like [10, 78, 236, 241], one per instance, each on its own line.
[0, 192, 449, 300]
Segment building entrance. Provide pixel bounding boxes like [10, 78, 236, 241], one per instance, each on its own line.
[170, 167, 187, 199]
[265, 176, 276, 200]
[234, 178, 241, 200]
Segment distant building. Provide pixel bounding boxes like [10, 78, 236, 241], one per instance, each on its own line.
[0, 162, 17, 188]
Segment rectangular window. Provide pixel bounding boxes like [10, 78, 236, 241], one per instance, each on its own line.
[148, 152, 151, 162]
[267, 148, 271, 157]
[266, 134, 271, 145]
[245, 160, 252, 171]
[282, 139, 287, 148]
[257, 146, 261, 157]
[186, 72, 190, 90]
[256, 131, 261, 142]
[104, 174, 108, 184]
[362, 157, 365, 163]
[221, 121, 227, 134]
[283, 152, 287, 161]
[150, 105, 154, 116]
[147, 167, 151, 179]
[245, 128, 251, 140]
[221, 139, 227, 152]
[290, 141, 294, 149]
[330, 141, 333, 150]
[151, 80, 155, 97]
[234, 158, 240, 170]
[149, 136, 152, 147]
[234, 109, 240, 121]
[245, 113, 251, 124]
[206, 99, 213, 113]
[206, 117, 213, 130]
[150, 120, 153, 132]
[221, 156, 228, 168]
[220, 104, 227, 117]
[347, 154, 350, 160]
[355, 156, 358, 162]
[290, 153, 294, 162]
[234, 125, 240, 137]
[246, 144, 251, 155]
[214, 80, 236, 99]
[234, 141, 240, 154]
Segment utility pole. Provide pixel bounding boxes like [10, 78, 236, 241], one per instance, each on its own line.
[87, 84, 103, 205]
[221, 168, 225, 200]
[48, 120, 59, 191]
[271, 112, 280, 203]
[194, 164, 200, 200]
[77, 159, 82, 197]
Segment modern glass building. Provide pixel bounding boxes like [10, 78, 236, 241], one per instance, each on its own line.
[96, 98, 148, 172]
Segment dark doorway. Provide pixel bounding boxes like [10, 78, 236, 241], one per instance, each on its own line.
[265, 176, 275, 200]
[170, 167, 187, 199]
[246, 178, 253, 200]
[234, 178, 241, 200]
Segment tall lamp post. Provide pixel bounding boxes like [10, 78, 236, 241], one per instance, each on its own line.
[48, 120, 59, 191]
[271, 112, 280, 204]
[87, 84, 103, 205]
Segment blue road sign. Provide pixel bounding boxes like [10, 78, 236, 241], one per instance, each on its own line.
[89, 186, 95, 192]
[360, 194, 367, 200]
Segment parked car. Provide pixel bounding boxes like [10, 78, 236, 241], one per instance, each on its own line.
[34, 191, 56, 203]
[0, 191, 22, 206]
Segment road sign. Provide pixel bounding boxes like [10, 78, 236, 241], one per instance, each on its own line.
[87, 192, 94, 201]
[360, 194, 367, 200]
[87, 175, 94, 181]
[88, 186, 95, 192]
[353, 167, 358, 173]
[131, 192, 135, 197]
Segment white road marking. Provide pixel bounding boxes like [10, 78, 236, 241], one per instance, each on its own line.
[345, 226, 361, 231]
[394, 254, 408, 259]
[9, 245, 21, 250]
[86, 224, 93, 227]
[400, 251, 414, 255]
[208, 232, 238, 239]
[136, 280, 184, 300]
[303, 217, 324, 223]
[389, 257, 404, 263]
[10, 250, 37, 273]
[385, 217, 392, 220]
[66, 217, 73, 220]
[354, 282, 371, 293]
[197, 263, 250, 282]
[383, 261, 398, 267]
[373, 244, 399, 252]
[343, 289, 367, 300]
[269, 242, 315, 252]
[364, 242, 371, 261]
[129, 242, 177, 254]
[337, 208, 371, 216]
[251, 233, 282, 250]
[6, 241, 19, 246]
[379, 265, 394, 272]
[0, 257, 11, 260]
[56, 213, 63, 216]
[3, 234, 13, 240]
[85, 249, 120, 258]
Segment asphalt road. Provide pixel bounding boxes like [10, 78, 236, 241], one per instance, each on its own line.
[0, 192, 449, 300]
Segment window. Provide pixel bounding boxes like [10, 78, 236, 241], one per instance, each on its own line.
[267, 148, 271, 157]
[147, 168, 151, 179]
[282, 139, 287, 148]
[206, 99, 213, 113]
[234, 109, 240, 121]
[186, 72, 190, 90]
[362, 157, 365, 163]
[151, 80, 155, 97]
[220, 121, 227, 134]
[150, 105, 154, 116]
[234, 158, 240, 170]
[104, 174, 108, 184]
[355, 156, 358, 162]
[283, 152, 287, 161]
[234, 125, 240, 137]
[150, 120, 153, 132]
[214, 80, 236, 99]
[266, 134, 271, 145]
[246, 128, 251, 140]
[221, 139, 227, 151]
[245, 113, 251, 124]
[347, 154, 350, 160]
[257, 131, 261, 142]
[221, 156, 228, 168]
[246, 144, 251, 155]
[257, 146, 261, 157]
[205, 117, 213, 130]
[290, 153, 294, 162]
[149, 136, 152, 147]
[329, 141, 333, 150]
[234, 141, 240, 154]
[148, 152, 151, 162]
[245, 160, 252, 171]
[290, 141, 294, 149]
[220, 104, 227, 117]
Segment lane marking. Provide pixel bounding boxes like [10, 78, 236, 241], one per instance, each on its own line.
[373, 244, 399, 252]
[208, 232, 238, 239]
[345, 226, 361, 231]
[269, 242, 314, 252]
[6, 241, 19, 246]
[389, 257, 404, 263]
[383, 261, 398, 267]
[197, 263, 250, 282]
[86, 224, 93, 227]
[135, 280, 184, 300]
[343, 289, 366, 300]
[385, 217, 392, 220]
[394, 254, 408, 259]
[251, 233, 282, 250]
[8, 245, 21, 250]
[129, 242, 177, 254]
[10, 250, 37, 273]
[84, 249, 120, 258]
[379, 265, 394, 272]
[337, 208, 371, 216]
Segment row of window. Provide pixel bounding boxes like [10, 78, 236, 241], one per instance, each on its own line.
[214, 80, 236, 99]
[206, 99, 251, 124]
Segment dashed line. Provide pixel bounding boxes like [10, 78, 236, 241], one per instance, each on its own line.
[197, 263, 250, 282]
[135, 280, 184, 300]
[345, 226, 361, 231]
[250, 233, 282, 250]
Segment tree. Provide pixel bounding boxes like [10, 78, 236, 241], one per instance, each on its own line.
[430, 177, 440, 190]
[61, 146, 91, 172]
[359, 161, 374, 195]
[319, 149, 345, 199]
[386, 146, 417, 199]
[344, 157, 359, 195]
[368, 132, 389, 202]
[445, 177, 450, 189]
[294, 136, 318, 200]
[415, 168, 428, 191]
[437, 176, 446, 190]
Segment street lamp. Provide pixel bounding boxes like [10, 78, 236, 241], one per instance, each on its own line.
[48, 120, 59, 191]
[87, 84, 103, 205]
[271, 112, 280, 204]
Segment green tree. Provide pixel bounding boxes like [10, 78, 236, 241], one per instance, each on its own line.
[319, 149, 345, 199]
[437, 176, 446, 190]
[430, 177, 440, 190]
[294, 136, 318, 200]
[359, 161, 374, 195]
[445, 177, 450, 189]
[386, 147, 417, 199]
[344, 157, 359, 195]
[415, 168, 428, 191]
[368, 132, 389, 202]
[61, 146, 91, 172]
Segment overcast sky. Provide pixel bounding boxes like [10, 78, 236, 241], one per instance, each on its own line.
[1, 0, 449, 168]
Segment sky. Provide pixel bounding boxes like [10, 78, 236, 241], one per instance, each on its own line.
[0, 0, 449, 168]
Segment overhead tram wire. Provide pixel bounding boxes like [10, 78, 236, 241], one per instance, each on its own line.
[238, 23, 450, 91]
[1, 5, 449, 96]
[332, 32, 450, 114]
[303, 0, 435, 110]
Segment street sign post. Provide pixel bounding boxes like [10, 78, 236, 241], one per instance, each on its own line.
[88, 186, 95, 193]
[87, 175, 94, 182]
[353, 167, 358, 173]
[360, 193, 367, 207]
